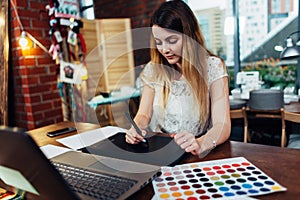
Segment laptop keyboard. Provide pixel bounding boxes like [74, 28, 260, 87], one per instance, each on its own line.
[52, 162, 137, 200]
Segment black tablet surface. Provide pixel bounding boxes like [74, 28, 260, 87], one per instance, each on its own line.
[83, 132, 186, 166]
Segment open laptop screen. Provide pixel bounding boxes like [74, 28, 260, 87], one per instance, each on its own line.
[0, 126, 80, 200]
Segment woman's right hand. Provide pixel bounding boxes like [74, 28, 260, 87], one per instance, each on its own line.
[125, 126, 147, 144]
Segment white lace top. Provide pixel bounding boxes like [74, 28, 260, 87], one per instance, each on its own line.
[140, 56, 227, 136]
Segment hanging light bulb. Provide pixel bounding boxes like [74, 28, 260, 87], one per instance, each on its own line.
[19, 31, 29, 48]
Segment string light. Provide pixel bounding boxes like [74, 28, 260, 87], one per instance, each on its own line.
[18, 31, 28, 48]
[10, 0, 51, 56]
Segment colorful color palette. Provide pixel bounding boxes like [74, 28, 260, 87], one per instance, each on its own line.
[152, 157, 286, 199]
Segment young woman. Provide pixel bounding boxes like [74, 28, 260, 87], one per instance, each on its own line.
[126, 0, 231, 157]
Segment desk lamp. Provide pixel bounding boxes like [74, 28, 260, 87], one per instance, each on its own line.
[280, 31, 300, 60]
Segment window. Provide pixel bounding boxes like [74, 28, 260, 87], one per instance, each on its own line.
[271, 0, 281, 13]
[187, 0, 296, 66]
[187, 0, 297, 90]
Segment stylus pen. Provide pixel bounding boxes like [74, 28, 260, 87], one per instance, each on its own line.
[124, 112, 147, 143]
[158, 124, 175, 138]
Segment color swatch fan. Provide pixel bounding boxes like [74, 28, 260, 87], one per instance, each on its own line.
[152, 157, 286, 199]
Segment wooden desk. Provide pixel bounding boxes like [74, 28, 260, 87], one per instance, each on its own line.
[230, 99, 300, 113]
[28, 121, 100, 147]
[284, 101, 300, 113]
[28, 122, 300, 200]
[230, 101, 300, 146]
[131, 142, 300, 200]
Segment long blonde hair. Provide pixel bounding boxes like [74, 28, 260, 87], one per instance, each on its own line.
[150, 0, 220, 124]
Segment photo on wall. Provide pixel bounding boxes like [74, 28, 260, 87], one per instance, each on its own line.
[55, 0, 80, 19]
[59, 60, 83, 84]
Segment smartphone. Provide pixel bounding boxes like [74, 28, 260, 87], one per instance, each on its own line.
[46, 127, 77, 137]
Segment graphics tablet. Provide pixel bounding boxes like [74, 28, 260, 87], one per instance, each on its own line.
[83, 132, 186, 166]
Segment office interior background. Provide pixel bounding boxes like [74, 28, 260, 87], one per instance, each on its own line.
[0, 0, 298, 130]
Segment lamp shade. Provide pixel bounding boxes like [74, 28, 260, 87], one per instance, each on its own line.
[280, 36, 300, 60]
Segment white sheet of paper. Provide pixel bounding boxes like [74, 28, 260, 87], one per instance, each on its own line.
[56, 126, 126, 150]
[40, 144, 73, 159]
[0, 166, 39, 195]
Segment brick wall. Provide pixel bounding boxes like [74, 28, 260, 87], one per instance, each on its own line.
[93, 0, 165, 66]
[9, 0, 164, 130]
[10, 0, 62, 130]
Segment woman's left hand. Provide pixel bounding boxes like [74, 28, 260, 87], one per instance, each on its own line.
[174, 131, 200, 155]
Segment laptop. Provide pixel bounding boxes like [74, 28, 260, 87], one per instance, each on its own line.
[0, 126, 161, 200]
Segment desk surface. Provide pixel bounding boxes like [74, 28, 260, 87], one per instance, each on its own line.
[285, 101, 300, 113]
[28, 121, 100, 147]
[230, 100, 300, 114]
[28, 121, 300, 200]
